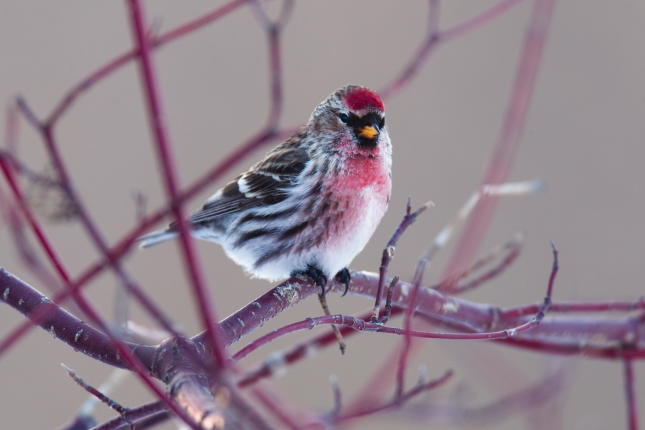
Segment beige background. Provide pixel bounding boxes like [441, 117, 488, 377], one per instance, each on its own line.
[1, 1, 644, 429]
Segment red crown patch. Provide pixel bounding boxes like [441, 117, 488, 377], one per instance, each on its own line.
[344, 88, 384, 112]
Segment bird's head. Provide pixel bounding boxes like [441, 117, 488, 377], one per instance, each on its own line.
[308, 85, 387, 153]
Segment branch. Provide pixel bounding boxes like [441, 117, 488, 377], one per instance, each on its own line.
[407, 366, 569, 426]
[233, 272, 554, 361]
[0, 269, 152, 367]
[125, 0, 228, 369]
[14, 98, 181, 337]
[443, 0, 556, 277]
[333, 370, 454, 423]
[373, 200, 432, 321]
[380, 0, 526, 99]
[62, 365, 130, 420]
[0, 268, 265, 430]
[153, 337, 271, 430]
[47, 0, 247, 125]
[623, 359, 640, 430]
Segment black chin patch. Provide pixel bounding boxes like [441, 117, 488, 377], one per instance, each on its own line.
[357, 136, 378, 149]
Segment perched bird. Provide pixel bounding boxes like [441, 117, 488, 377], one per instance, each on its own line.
[139, 85, 392, 292]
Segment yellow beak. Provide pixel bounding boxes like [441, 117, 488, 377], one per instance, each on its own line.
[358, 125, 379, 140]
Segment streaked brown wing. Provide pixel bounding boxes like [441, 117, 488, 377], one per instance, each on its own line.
[187, 146, 309, 226]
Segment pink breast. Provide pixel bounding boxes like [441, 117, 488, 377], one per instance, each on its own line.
[322, 154, 390, 240]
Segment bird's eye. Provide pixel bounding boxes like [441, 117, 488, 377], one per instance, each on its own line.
[337, 113, 350, 124]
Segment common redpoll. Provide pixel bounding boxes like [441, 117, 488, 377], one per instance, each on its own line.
[139, 85, 392, 290]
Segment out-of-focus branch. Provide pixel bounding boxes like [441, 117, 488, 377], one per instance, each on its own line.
[15, 98, 181, 338]
[407, 366, 570, 426]
[62, 365, 130, 421]
[62, 369, 128, 430]
[332, 370, 454, 424]
[380, 0, 526, 99]
[47, 0, 247, 125]
[0, 181, 62, 295]
[443, 0, 556, 278]
[91, 401, 166, 430]
[126, 0, 228, 369]
[436, 235, 522, 294]
[7, 98, 181, 337]
[623, 358, 640, 430]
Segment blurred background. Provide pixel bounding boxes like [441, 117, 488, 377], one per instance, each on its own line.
[1, 0, 644, 428]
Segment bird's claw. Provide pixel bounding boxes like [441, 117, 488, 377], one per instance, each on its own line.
[292, 265, 328, 294]
[335, 268, 351, 297]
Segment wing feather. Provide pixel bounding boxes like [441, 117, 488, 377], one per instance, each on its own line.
[187, 145, 309, 227]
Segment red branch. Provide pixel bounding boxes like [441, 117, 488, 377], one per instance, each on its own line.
[623, 359, 640, 430]
[334, 370, 454, 424]
[443, 0, 556, 278]
[125, 0, 228, 369]
[46, 0, 247, 126]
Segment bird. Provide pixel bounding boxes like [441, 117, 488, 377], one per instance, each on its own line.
[138, 85, 392, 294]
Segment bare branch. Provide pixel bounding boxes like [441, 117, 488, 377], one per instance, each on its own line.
[373, 200, 433, 321]
[623, 358, 640, 430]
[335, 370, 453, 423]
[125, 0, 227, 369]
[62, 365, 131, 420]
[0, 269, 151, 367]
[443, 0, 556, 277]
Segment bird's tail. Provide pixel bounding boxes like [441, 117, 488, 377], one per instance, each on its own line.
[137, 229, 178, 249]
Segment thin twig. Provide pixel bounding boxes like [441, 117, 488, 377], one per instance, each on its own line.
[373, 200, 433, 322]
[623, 358, 640, 430]
[62, 365, 130, 419]
[436, 234, 523, 294]
[408, 366, 569, 426]
[380, 276, 400, 324]
[47, 0, 247, 125]
[328, 374, 343, 418]
[335, 370, 453, 423]
[77, 370, 129, 421]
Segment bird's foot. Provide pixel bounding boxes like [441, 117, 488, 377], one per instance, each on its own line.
[335, 268, 351, 297]
[292, 265, 346, 354]
[292, 265, 328, 295]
